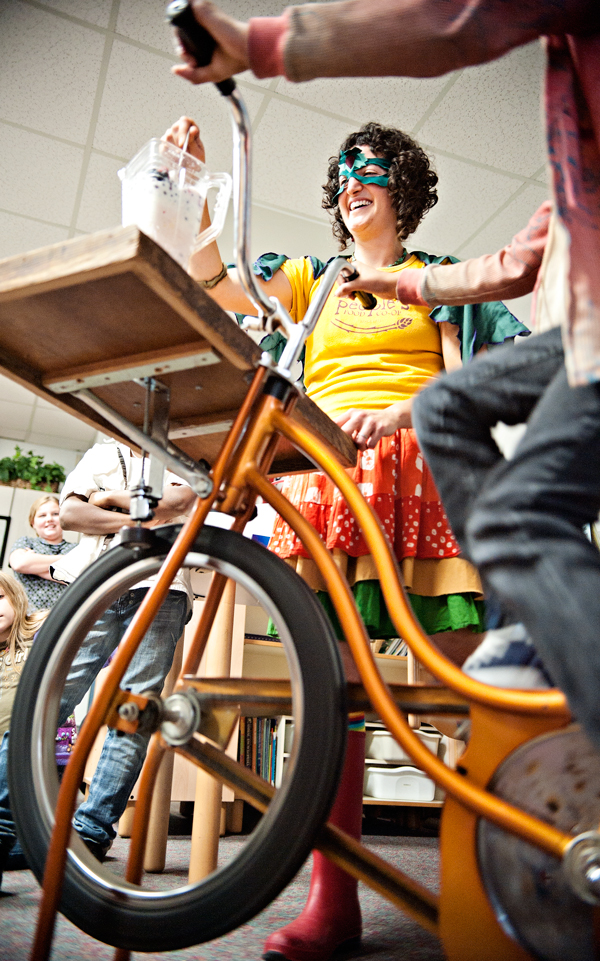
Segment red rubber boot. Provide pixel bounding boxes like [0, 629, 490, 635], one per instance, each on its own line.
[263, 728, 366, 961]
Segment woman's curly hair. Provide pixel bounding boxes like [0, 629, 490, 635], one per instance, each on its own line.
[323, 122, 438, 249]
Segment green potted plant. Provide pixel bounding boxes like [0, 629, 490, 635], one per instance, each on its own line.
[0, 445, 66, 492]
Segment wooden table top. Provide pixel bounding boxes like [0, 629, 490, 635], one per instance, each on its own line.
[0, 226, 356, 475]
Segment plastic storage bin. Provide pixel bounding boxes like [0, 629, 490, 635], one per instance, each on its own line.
[365, 727, 441, 763]
[364, 764, 436, 801]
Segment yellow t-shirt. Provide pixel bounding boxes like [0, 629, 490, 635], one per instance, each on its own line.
[280, 254, 443, 421]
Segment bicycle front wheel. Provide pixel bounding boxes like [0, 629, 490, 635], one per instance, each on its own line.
[9, 524, 347, 952]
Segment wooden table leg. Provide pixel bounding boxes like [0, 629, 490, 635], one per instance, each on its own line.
[142, 633, 184, 873]
[188, 578, 236, 884]
[407, 648, 420, 729]
[118, 800, 136, 838]
[226, 797, 244, 833]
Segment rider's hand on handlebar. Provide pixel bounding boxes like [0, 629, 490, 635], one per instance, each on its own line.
[161, 116, 206, 163]
[171, 2, 250, 84]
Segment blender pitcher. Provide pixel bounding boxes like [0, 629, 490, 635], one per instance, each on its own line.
[118, 138, 232, 269]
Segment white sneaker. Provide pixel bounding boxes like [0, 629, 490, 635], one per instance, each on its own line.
[462, 624, 552, 689]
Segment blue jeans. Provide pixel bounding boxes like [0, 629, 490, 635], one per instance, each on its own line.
[0, 588, 189, 850]
[413, 327, 600, 748]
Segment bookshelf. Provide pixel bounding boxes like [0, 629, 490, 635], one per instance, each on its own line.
[239, 635, 462, 809]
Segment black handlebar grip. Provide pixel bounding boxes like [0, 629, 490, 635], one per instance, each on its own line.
[166, 0, 217, 68]
[166, 0, 235, 94]
[354, 290, 377, 310]
[340, 267, 377, 311]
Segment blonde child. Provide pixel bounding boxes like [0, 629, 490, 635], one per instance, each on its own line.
[0, 573, 46, 738]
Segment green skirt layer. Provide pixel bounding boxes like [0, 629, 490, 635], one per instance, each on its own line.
[267, 579, 485, 640]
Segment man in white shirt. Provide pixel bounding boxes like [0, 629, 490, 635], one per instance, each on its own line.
[0, 439, 195, 873]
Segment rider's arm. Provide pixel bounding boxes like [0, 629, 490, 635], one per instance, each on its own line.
[246, 0, 595, 82]
[172, 0, 597, 85]
[162, 117, 293, 316]
[337, 202, 550, 308]
[418, 202, 550, 307]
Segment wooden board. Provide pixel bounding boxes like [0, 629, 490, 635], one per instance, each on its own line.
[0, 226, 356, 474]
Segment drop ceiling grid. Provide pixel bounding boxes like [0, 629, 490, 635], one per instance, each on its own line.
[0, 0, 549, 449]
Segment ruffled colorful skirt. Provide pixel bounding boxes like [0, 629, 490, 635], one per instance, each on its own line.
[268, 428, 484, 637]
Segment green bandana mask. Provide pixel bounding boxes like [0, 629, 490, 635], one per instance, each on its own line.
[335, 149, 391, 197]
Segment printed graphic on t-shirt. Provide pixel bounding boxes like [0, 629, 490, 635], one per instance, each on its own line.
[332, 297, 413, 334]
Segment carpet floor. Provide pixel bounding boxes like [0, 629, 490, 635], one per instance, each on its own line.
[0, 819, 444, 961]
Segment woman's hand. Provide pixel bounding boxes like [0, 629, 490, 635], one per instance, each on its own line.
[336, 401, 413, 450]
[171, 2, 250, 85]
[161, 116, 206, 164]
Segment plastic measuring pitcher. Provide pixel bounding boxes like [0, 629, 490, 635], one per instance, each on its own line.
[118, 138, 232, 269]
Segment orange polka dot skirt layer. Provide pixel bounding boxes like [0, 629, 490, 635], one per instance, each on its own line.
[269, 428, 461, 562]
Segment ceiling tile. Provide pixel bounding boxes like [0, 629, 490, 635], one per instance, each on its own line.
[116, 0, 287, 54]
[116, 0, 276, 87]
[117, 0, 185, 54]
[251, 205, 337, 263]
[93, 40, 265, 174]
[76, 152, 124, 233]
[0, 123, 84, 226]
[35, 397, 61, 411]
[408, 153, 526, 256]
[209, 201, 338, 281]
[0, 401, 33, 432]
[418, 41, 546, 177]
[0, 211, 69, 261]
[0, 376, 35, 406]
[30, 406, 97, 442]
[457, 182, 550, 259]
[217, 0, 291, 14]
[236, 72, 277, 90]
[276, 73, 455, 133]
[0, 1, 106, 143]
[252, 99, 354, 220]
[26, 431, 95, 452]
[0, 428, 27, 442]
[34, 0, 113, 27]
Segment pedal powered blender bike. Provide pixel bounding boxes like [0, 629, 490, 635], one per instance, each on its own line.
[5, 10, 600, 961]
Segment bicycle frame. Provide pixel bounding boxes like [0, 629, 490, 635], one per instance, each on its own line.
[29, 80, 596, 961]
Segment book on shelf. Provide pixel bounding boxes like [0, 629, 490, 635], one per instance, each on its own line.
[238, 715, 279, 786]
[244, 717, 252, 768]
[376, 637, 408, 656]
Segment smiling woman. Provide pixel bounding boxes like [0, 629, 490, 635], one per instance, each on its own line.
[161, 114, 528, 961]
[9, 495, 76, 613]
[164, 115, 527, 657]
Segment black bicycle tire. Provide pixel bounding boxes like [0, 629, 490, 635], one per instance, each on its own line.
[9, 524, 347, 952]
